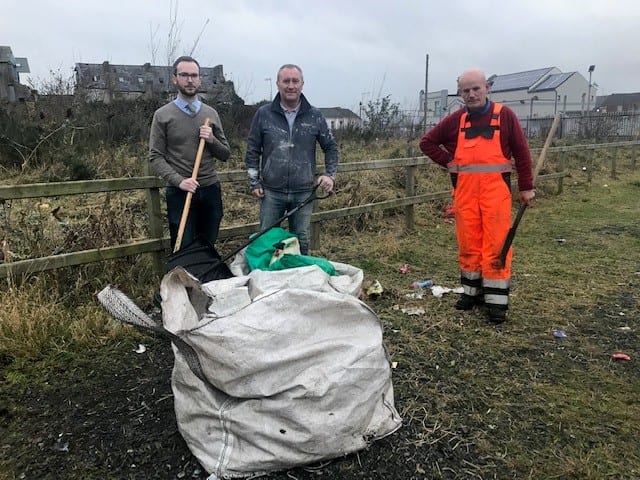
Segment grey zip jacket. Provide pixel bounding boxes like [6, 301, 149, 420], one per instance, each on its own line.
[245, 93, 338, 193]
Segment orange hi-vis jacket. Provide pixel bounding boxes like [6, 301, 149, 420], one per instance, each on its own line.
[449, 103, 512, 307]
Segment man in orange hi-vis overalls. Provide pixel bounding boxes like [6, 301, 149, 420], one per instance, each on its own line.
[419, 68, 535, 324]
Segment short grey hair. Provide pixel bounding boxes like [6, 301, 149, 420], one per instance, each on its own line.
[277, 64, 303, 82]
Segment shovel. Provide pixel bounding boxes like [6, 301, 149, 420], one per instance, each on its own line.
[173, 117, 210, 252]
[166, 184, 331, 283]
[497, 113, 561, 267]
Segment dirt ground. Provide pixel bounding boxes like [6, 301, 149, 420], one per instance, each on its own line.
[3, 171, 639, 479]
[1, 325, 479, 480]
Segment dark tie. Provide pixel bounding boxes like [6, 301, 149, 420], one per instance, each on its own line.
[186, 103, 196, 115]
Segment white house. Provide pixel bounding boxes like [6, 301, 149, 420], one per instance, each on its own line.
[487, 67, 593, 118]
[421, 66, 595, 122]
[319, 107, 360, 130]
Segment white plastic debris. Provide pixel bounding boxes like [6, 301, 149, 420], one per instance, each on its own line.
[134, 344, 146, 354]
[404, 291, 423, 299]
[401, 307, 425, 316]
[430, 285, 464, 298]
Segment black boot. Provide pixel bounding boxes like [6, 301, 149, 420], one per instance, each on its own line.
[487, 305, 508, 324]
[455, 294, 484, 311]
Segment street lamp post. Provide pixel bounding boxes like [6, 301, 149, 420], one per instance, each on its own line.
[264, 77, 272, 100]
[527, 95, 539, 137]
[586, 65, 595, 114]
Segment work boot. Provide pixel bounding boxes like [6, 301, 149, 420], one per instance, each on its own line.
[455, 294, 484, 311]
[488, 306, 508, 324]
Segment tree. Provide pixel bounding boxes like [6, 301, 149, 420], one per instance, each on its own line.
[27, 68, 74, 95]
[148, 0, 210, 66]
[361, 95, 402, 139]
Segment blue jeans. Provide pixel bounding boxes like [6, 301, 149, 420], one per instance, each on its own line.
[166, 182, 223, 250]
[260, 189, 314, 255]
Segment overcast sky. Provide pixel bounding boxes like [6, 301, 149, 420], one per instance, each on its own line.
[3, 0, 638, 112]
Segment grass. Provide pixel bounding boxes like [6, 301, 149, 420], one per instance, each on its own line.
[317, 160, 640, 479]
[0, 141, 639, 479]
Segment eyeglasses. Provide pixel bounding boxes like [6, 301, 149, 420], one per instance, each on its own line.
[176, 73, 200, 79]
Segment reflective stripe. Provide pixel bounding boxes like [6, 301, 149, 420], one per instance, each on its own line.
[461, 270, 482, 280]
[483, 278, 510, 290]
[484, 279, 510, 306]
[448, 164, 513, 173]
[485, 293, 509, 306]
[460, 270, 482, 296]
[463, 285, 483, 297]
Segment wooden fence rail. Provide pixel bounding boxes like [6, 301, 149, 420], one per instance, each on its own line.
[1, 140, 637, 277]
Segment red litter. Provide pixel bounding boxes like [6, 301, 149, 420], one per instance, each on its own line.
[611, 353, 631, 361]
[443, 204, 455, 218]
[399, 264, 410, 274]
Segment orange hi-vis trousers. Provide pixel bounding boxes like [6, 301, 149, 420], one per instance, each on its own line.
[448, 103, 512, 308]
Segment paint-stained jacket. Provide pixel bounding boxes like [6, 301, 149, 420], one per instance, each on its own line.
[245, 93, 339, 193]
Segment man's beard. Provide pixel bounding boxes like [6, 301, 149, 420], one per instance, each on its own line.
[177, 84, 198, 99]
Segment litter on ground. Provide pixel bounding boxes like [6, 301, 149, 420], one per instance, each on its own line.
[611, 352, 631, 361]
[404, 284, 463, 299]
[430, 285, 464, 298]
[366, 280, 383, 297]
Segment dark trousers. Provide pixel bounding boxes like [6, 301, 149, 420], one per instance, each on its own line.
[166, 182, 223, 250]
[259, 189, 314, 255]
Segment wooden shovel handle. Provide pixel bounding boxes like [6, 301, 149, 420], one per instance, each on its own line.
[173, 117, 210, 253]
[497, 113, 561, 267]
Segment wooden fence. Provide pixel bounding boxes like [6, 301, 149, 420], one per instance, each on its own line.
[1, 141, 638, 277]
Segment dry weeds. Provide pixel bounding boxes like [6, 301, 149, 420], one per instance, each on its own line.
[1, 142, 639, 479]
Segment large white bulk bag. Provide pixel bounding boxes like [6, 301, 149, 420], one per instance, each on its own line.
[99, 260, 401, 479]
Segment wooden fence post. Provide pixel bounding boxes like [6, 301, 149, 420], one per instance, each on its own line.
[557, 154, 564, 194]
[143, 162, 165, 276]
[405, 146, 416, 231]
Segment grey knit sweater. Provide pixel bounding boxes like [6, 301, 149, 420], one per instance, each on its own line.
[149, 102, 230, 187]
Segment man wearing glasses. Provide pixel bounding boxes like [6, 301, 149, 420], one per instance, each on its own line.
[150, 56, 230, 250]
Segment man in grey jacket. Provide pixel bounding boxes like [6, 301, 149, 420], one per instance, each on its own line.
[245, 64, 338, 255]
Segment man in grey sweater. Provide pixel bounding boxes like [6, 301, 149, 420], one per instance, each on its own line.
[149, 56, 230, 250]
[245, 64, 338, 255]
